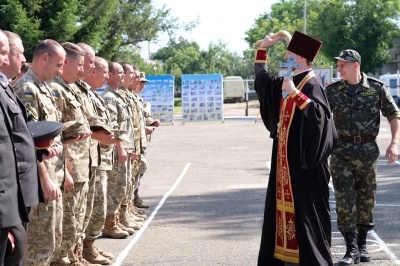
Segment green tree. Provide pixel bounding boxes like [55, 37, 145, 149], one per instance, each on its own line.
[97, 1, 196, 60]
[0, 0, 43, 60]
[245, 0, 400, 74]
[310, 0, 400, 73]
[0, 0, 192, 61]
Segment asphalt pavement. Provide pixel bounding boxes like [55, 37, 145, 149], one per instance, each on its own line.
[96, 102, 400, 266]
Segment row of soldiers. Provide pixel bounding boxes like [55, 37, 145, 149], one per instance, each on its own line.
[1, 30, 159, 266]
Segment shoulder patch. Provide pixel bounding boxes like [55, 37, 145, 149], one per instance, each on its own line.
[326, 79, 341, 88]
[24, 91, 34, 98]
[52, 92, 60, 100]
[367, 76, 384, 85]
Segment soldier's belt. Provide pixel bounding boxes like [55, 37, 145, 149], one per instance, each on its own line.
[339, 135, 376, 143]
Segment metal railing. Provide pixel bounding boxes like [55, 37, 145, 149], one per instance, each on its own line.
[243, 79, 255, 116]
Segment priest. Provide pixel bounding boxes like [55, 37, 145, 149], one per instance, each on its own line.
[255, 30, 337, 266]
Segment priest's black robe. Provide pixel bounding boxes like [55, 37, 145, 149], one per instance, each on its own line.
[255, 68, 336, 266]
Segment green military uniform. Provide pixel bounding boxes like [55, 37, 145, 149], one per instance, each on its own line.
[14, 69, 65, 266]
[101, 84, 136, 217]
[326, 72, 400, 234]
[49, 76, 91, 264]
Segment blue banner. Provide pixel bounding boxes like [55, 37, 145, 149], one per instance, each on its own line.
[181, 74, 224, 122]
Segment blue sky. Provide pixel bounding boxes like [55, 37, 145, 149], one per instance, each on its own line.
[140, 0, 280, 58]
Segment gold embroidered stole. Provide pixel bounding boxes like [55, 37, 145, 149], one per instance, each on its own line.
[274, 71, 315, 263]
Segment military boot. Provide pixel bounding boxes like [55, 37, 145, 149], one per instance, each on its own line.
[92, 241, 114, 260]
[115, 213, 135, 235]
[74, 242, 101, 266]
[119, 207, 142, 230]
[102, 214, 129, 239]
[82, 238, 111, 265]
[339, 233, 361, 265]
[357, 229, 371, 262]
[134, 197, 150, 208]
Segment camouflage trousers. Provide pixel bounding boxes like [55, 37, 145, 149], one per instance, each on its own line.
[52, 181, 89, 263]
[82, 167, 98, 237]
[107, 151, 134, 215]
[24, 192, 63, 266]
[330, 142, 379, 234]
[121, 159, 139, 207]
[132, 155, 147, 201]
[85, 168, 108, 239]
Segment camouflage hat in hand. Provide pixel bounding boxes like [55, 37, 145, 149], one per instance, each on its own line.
[86, 115, 112, 134]
[62, 121, 90, 139]
[334, 49, 361, 64]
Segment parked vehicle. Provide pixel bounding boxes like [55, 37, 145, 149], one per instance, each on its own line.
[379, 74, 400, 106]
[223, 76, 245, 103]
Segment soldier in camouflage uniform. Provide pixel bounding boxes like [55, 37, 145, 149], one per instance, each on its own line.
[326, 49, 400, 265]
[101, 62, 137, 239]
[131, 71, 160, 210]
[77, 46, 123, 264]
[48, 42, 93, 266]
[13, 39, 67, 266]
[118, 63, 147, 228]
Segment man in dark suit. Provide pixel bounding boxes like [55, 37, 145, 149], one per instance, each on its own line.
[0, 29, 29, 266]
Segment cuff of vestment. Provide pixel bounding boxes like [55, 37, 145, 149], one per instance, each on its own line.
[254, 48, 267, 63]
[290, 91, 311, 110]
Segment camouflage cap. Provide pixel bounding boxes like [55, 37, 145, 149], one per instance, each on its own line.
[86, 115, 112, 134]
[140, 72, 149, 83]
[334, 49, 361, 64]
[62, 121, 90, 139]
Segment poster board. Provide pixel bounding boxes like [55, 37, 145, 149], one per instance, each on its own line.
[278, 67, 332, 88]
[181, 74, 224, 123]
[140, 75, 174, 123]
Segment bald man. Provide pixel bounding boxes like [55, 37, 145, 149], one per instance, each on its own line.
[101, 62, 137, 239]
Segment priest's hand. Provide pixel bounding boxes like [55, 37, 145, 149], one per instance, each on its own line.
[282, 78, 299, 96]
[259, 33, 282, 48]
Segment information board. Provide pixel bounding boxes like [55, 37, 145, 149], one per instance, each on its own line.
[140, 75, 174, 123]
[181, 74, 224, 122]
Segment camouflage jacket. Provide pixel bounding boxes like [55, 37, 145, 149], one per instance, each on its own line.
[118, 87, 143, 153]
[101, 84, 135, 151]
[74, 79, 100, 168]
[14, 69, 65, 187]
[89, 88, 116, 170]
[326, 72, 400, 137]
[48, 76, 90, 183]
[132, 92, 147, 151]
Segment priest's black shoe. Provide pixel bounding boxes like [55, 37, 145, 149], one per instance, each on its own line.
[357, 229, 371, 262]
[339, 233, 360, 265]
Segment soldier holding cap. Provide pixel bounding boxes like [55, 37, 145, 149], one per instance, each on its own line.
[326, 49, 400, 265]
[254, 30, 336, 265]
[47, 42, 92, 265]
[77, 45, 120, 264]
[101, 62, 137, 239]
[14, 39, 69, 265]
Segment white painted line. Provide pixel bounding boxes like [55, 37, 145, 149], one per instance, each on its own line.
[112, 163, 192, 266]
[369, 230, 400, 264]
